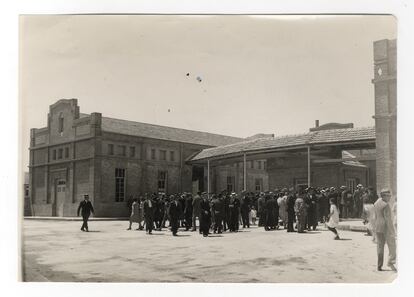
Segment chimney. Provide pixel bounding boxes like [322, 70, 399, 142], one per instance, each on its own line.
[315, 120, 319, 128]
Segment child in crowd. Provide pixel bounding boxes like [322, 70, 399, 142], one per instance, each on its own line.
[250, 206, 257, 225]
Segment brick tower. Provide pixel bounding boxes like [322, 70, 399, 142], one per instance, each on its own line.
[372, 39, 397, 199]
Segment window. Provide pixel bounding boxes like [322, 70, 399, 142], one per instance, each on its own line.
[52, 149, 57, 160]
[58, 113, 64, 133]
[108, 144, 114, 155]
[160, 150, 167, 161]
[58, 148, 63, 159]
[347, 178, 356, 193]
[151, 148, 156, 160]
[65, 147, 69, 158]
[158, 171, 167, 192]
[263, 161, 266, 170]
[255, 178, 263, 192]
[129, 146, 135, 158]
[258, 161, 262, 170]
[115, 168, 126, 202]
[170, 151, 175, 162]
[118, 145, 126, 156]
[227, 176, 235, 193]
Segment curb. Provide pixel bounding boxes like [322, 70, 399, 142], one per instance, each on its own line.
[24, 217, 129, 221]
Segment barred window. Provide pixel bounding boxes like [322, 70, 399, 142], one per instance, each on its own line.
[115, 168, 126, 202]
[158, 171, 167, 192]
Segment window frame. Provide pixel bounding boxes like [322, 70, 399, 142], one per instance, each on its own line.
[108, 144, 114, 155]
[115, 168, 126, 202]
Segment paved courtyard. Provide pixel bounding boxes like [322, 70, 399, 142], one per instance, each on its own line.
[22, 219, 396, 283]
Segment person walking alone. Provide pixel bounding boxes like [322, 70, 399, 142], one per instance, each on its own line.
[326, 198, 340, 240]
[77, 194, 94, 232]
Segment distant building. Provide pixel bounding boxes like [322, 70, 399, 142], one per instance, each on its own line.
[28, 99, 267, 217]
[189, 122, 376, 194]
[23, 172, 31, 216]
[372, 39, 397, 198]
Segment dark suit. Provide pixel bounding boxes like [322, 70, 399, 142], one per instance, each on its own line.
[199, 199, 212, 236]
[168, 200, 181, 235]
[229, 197, 240, 232]
[264, 197, 277, 230]
[286, 194, 296, 232]
[143, 199, 155, 233]
[211, 198, 225, 233]
[184, 197, 193, 230]
[240, 196, 251, 228]
[77, 200, 94, 231]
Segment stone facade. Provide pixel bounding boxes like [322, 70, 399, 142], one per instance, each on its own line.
[28, 99, 266, 217]
[372, 39, 397, 198]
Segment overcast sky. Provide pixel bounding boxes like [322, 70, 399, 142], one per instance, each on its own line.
[19, 15, 396, 171]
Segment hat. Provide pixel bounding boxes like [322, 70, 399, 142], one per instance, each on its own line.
[340, 185, 346, 190]
[380, 188, 391, 196]
[330, 187, 335, 191]
[357, 184, 363, 188]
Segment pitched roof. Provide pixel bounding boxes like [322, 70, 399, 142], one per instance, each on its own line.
[101, 117, 243, 147]
[189, 126, 376, 161]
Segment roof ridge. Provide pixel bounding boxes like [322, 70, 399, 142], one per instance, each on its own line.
[101, 116, 243, 140]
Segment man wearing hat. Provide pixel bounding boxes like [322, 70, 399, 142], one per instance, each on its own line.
[353, 184, 364, 218]
[77, 194, 94, 232]
[228, 192, 241, 232]
[199, 192, 212, 237]
[240, 191, 251, 228]
[168, 195, 181, 236]
[211, 194, 224, 234]
[374, 189, 397, 271]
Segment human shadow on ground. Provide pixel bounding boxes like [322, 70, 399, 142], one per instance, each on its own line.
[338, 238, 352, 241]
[175, 234, 191, 237]
[85, 230, 101, 233]
[300, 231, 322, 234]
[207, 235, 224, 238]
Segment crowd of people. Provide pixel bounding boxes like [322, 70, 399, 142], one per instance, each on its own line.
[122, 184, 376, 238]
[77, 183, 397, 272]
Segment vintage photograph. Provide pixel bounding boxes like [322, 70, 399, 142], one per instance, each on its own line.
[19, 14, 397, 283]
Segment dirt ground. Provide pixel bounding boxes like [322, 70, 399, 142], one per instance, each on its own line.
[21, 220, 397, 283]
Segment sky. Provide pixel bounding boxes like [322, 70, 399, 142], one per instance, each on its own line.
[19, 15, 396, 171]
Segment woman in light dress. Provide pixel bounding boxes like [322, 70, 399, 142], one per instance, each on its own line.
[326, 198, 340, 240]
[127, 198, 144, 230]
[277, 193, 288, 229]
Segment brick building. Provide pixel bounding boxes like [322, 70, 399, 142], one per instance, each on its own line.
[372, 39, 397, 198]
[28, 99, 268, 217]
